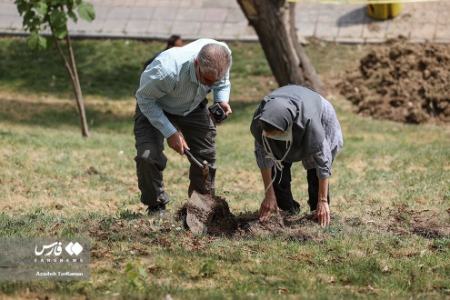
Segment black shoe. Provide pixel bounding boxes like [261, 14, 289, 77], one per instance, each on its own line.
[279, 200, 301, 215]
[158, 192, 170, 206]
[145, 192, 170, 216]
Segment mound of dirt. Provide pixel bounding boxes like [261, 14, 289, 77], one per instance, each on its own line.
[339, 39, 450, 124]
[179, 192, 321, 240]
[182, 191, 237, 236]
[235, 211, 317, 242]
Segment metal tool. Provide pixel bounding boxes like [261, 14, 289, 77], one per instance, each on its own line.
[184, 149, 209, 177]
[184, 149, 203, 168]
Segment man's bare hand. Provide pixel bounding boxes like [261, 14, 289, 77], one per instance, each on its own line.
[218, 102, 232, 116]
[316, 200, 330, 227]
[167, 131, 189, 155]
[259, 194, 279, 222]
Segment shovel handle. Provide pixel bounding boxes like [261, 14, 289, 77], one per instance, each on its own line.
[184, 149, 204, 169]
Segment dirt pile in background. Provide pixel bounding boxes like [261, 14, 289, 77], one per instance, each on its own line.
[339, 39, 450, 124]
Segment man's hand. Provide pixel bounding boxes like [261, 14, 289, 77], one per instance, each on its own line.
[218, 102, 232, 116]
[167, 131, 189, 155]
[316, 200, 330, 227]
[259, 194, 279, 222]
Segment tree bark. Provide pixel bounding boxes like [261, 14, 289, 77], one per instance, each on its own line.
[54, 35, 90, 137]
[237, 0, 325, 94]
[66, 35, 90, 137]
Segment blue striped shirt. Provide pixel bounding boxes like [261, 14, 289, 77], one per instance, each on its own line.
[135, 38, 232, 138]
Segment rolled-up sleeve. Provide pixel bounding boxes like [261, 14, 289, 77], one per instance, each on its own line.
[135, 65, 177, 138]
[212, 77, 231, 102]
[310, 139, 333, 179]
[254, 140, 274, 170]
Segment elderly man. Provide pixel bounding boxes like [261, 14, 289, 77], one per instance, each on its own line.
[250, 85, 343, 227]
[134, 38, 232, 214]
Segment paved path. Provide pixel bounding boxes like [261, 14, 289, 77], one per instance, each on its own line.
[0, 0, 449, 43]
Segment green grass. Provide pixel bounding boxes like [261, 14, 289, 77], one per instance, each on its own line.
[0, 37, 449, 299]
[0, 38, 273, 101]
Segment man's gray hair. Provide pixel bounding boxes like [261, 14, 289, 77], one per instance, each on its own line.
[197, 43, 231, 80]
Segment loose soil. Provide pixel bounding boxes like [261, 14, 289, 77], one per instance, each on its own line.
[176, 206, 323, 241]
[234, 211, 320, 242]
[179, 195, 449, 241]
[86, 197, 449, 244]
[386, 205, 450, 239]
[180, 192, 320, 240]
[183, 192, 238, 236]
[339, 38, 450, 124]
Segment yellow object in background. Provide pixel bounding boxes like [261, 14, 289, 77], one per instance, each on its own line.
[367, 3, 403, 19]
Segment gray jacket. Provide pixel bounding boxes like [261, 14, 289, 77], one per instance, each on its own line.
[250, 85, 343, 179]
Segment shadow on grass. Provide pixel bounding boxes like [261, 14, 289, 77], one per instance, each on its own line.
[0, 97, 260, 132]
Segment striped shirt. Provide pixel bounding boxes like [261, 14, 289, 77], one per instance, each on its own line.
[135, 38, 232, 138]
[255, 96, 343, 179]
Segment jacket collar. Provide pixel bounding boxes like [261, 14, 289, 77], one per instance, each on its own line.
[189, 58, 199, 84]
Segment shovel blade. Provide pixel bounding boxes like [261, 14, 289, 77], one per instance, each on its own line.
[186, 191, 215, 235]
[185, 191, 237, 235]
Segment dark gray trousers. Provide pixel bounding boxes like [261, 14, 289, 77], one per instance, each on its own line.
[133, 100, 216, 208]
[273, 161, 330, 212]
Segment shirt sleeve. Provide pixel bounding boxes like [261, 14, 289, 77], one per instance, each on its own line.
[212, 46, 232, 102]
[135, 63, 178, 138]
[311, 139, 333, 179]
[254, 140, 274, 170]
[212, 76, 231, 102]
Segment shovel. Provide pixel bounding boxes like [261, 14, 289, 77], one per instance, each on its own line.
[184, 149, 209, 179]
[182, 150, 236, 234]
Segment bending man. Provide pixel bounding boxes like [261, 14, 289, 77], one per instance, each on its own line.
[250, 85, 343, 226]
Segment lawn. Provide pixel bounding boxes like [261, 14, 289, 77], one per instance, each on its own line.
[0, 38, 449, 299]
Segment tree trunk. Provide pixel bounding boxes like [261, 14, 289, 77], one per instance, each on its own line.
[54, 35, 90, 137]
[66, 35, 90, 137]
[237, 0, 325, 94]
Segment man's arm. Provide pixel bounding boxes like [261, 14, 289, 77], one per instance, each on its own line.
[311, 139, 333, 227]
[212, 77, 231, 103]
[254, 140, 278, 221]
[212, 42, 232, 103]
[136, 66, 189, 154]
[136, 66, 177, 138]
[211, 49, 232, 115]
[259, 168, 278, 221]
[317, 177, 330, 227]
[211, 75, 232, 116]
